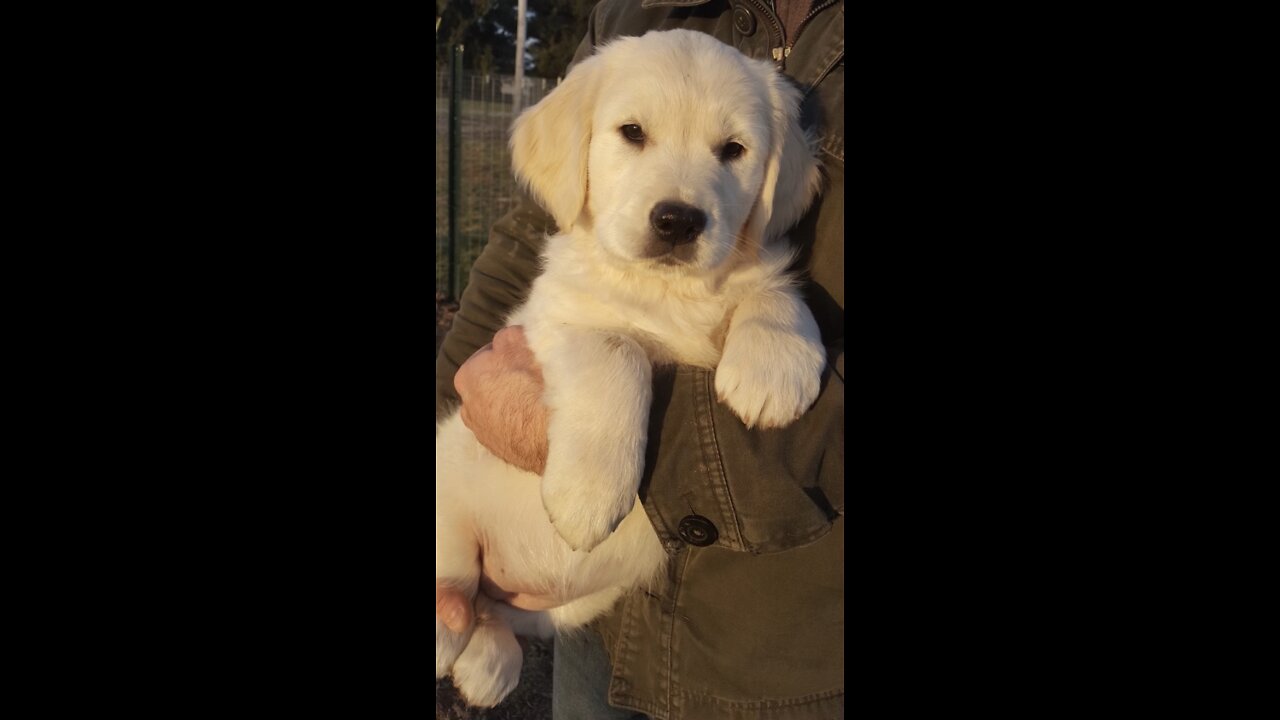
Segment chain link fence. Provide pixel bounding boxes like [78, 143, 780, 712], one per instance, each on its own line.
[436, 67, 555, 301]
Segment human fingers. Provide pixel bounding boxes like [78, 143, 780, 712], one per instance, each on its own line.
[436, 583, 472, 633]
[492, 326, 524, 353]
[493, 327, 541, 374]
[455, 342, 496, 398]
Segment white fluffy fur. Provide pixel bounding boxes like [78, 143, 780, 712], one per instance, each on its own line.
[436, 30, 826, 707]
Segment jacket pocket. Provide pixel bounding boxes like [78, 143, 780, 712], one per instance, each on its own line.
[641, 364, 843, 556]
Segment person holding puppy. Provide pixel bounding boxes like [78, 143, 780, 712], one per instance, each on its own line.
[437, 1, 844, 718]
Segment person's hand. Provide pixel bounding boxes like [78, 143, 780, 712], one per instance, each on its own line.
[455, 326, 549, 475]
[437, 573, 562, 628]
[436, 582, 472, 634]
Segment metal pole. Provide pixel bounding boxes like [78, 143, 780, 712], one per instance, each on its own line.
[448, 44, 463, 300]
[514, 0, 527, 114]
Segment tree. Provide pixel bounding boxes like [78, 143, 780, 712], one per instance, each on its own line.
[527, 0, 593, 79]
[434, 0, 591, 78]
[436, 0, 519, 74]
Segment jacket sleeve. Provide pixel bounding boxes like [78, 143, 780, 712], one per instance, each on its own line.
[434, 193, 555, 422]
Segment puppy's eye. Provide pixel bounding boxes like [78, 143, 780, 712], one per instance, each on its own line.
[620, 124, 645, 144]
[719, 141, 745, 161]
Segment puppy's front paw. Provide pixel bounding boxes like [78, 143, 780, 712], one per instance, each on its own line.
[451, 619, 523, 708]
[715, 321, 825, 429]
[541, 449, 641, 552]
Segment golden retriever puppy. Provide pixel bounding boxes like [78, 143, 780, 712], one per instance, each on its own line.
[436, 29, 825, 707]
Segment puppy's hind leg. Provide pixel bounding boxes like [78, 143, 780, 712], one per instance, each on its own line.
[436, 513, 482, 679]
[450, 595, 524, 708]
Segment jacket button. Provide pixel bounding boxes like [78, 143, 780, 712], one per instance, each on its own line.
[677, 515, 719, 547]
[733, 6, 756, 36]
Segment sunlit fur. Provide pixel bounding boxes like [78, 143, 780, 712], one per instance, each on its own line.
[436, 30, 826, 708]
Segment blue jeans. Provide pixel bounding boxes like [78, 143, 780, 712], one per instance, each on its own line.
[552, 630, 648, 720]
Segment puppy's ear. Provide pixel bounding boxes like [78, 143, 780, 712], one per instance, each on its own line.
[746, 69, 823, 245]
[509, 53, 604, 232]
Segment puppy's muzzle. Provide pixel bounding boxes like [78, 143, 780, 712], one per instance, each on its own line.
[646, 201, 706, 262]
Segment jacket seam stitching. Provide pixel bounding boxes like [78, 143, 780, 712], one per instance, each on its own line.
[609, 592, 668, 717]
[673, 686, 845, 709]
[666, 549, 693, 718]
[698, 370, 749, 551]
[744, 524, 832, 551]
[609, 694, 664, 717]
[801, 41, 844, 97]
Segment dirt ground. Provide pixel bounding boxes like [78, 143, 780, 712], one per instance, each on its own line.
[435, 638, 555, 720]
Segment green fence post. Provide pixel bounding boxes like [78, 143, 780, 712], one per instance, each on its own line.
[448, 44, 463, 300]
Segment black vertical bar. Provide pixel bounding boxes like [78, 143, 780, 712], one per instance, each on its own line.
[448, 44, 463, 300]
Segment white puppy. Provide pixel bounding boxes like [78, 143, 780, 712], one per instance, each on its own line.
[436, 29, 826, 707]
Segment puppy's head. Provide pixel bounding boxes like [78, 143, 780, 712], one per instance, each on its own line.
[510, 30, 822, 274]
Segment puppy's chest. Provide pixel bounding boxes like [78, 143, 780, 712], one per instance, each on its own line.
[520, 280, 733, 368]
[626, 303, 731, 368]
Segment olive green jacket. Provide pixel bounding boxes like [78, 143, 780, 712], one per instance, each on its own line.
[435, 1, 844, 717]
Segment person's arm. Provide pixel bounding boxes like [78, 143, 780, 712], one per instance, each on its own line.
[435, 195, 555, 423]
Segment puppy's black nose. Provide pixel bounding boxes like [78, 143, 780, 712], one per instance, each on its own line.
[649, 201, 707, 245]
